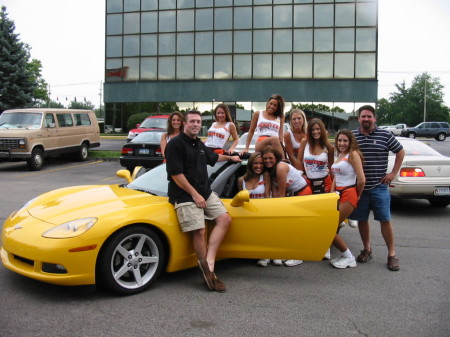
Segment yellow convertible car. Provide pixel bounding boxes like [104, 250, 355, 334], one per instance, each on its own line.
[1, 162, 339, 295]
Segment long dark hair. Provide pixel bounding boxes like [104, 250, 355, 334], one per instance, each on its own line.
[266, 94, 285, 117]
[334, 129, 364, 164]
[307, 118, 332, 150]
[262, 145, 282, 179]
[167, 111, 183, 135]
[243, 152, 263, 182]
[214, 103, 233, 122]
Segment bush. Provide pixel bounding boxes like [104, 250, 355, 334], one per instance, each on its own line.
[127, 113, 151, 130]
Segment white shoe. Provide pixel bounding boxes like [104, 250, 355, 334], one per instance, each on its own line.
[284, 259, 303, 267]
[348, 220, 358, 228]
[323, 248, 331, 260]
[256, 259, 270, 267]
[331, 256, 357, 269]
[272, 259, 283, 266]
[339, 221, 346, 228]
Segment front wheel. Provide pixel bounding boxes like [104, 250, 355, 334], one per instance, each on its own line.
[27, 148, 44, 170]
[435, 133, 446, 141]
[97, 226, 166, 295]
[78, 143, 89, 161]
[407, 132, 416, 139]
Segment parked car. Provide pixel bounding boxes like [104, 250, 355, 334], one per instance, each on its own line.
[400, 121, 450, 141]
[126, 115, 169, 142]
[384, 123, 408, 136]
[388, 137, 450, 207]
[120, 130, 166, 171]
[1, 161, 339, 295]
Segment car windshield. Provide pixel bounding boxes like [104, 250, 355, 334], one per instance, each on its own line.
[126, 161, 228, 196]
[139, 117, 167, 129]
[132, 131, 165, 143]
[0, 112, 43, 129]
[391, 139, 442, 157]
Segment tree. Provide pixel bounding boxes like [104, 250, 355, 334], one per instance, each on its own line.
[291, 103, 345, 113]
[68, 99, 95, 110]
[27, 59, 48, 104]
[0, 7, 45, 111]
[377, 73, 450, 126]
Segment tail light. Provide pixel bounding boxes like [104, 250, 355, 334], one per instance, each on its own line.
[121, 147, 134, 155]
[155, 147, 162, 156]
[400, 168, 425, 177]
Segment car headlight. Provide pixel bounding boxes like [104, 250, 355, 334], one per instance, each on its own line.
[42, 217, 97, 238]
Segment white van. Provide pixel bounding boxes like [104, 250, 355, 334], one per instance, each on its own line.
[0, 108, 100, 170]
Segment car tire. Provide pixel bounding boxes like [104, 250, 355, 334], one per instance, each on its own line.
[407, 132, 416, 139]
[78, 143, 89, 161]
[428, 197, 450, 207]
[435, 133, 446, 141]
[97, 226, 166, 295]
[26, 148, 44, 171]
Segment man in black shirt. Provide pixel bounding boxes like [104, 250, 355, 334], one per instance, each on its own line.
[165, 110, 240, 292]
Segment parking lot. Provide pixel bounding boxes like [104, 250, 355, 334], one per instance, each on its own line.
[0, 155, 449, 337]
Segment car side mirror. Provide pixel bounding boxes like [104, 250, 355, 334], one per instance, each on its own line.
[117, 169, 132, 183]
[230, 190, 250, 207]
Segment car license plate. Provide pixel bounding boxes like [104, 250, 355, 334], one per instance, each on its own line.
[139, 149, 150, 155]
[434, 187, 450, 196]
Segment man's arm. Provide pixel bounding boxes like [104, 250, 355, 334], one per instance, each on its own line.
[171, 174, 206, 208]
[382, 149, 405, 184]
[217, 154, 241, 162]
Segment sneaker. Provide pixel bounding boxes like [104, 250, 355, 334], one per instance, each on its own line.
[348, 220, 358, 228]
[338, 221, 346, 229]
[323, 248, 331, 260]
[272, 259, 283, 266]
[356, 249, 372, 263]
[284, 259, 303, 267]
[387, 256, 400, 271]
[331, 256, 357, 269]
[256, 259, 270, 267]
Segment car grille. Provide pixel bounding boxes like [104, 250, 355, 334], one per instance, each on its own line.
[13, 254, 34, 266]
[0, 138, 20, 150]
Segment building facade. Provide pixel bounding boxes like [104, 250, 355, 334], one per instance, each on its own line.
[104, 0, 378, 125]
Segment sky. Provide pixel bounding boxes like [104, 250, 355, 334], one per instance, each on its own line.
[3, 0, 450, 110]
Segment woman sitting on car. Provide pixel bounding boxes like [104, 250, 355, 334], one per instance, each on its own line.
[160, 111, 183, 158]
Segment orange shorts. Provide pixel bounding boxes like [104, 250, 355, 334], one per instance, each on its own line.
[207, 147, 225, 155]
[336, 186, 358, 208]
[256, 136, 270, 143]
[294, 184, 313, 196]
[307, 175, 333, 194]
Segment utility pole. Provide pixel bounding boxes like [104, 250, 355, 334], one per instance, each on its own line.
[98, 81, 103, 118]
[423, 80, 427, 122]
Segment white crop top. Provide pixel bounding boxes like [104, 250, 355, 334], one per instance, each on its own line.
[256, 111, 280, 137]
[284, 163, 308, 193]
[331, 153, 357, 187]
[204, 122, 230, 148]
[242, 175, 266, 199]
[303, 143, 329, 179]
[288, 129, 301, 153]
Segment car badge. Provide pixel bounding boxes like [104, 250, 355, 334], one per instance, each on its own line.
[14, 225, 23, 230]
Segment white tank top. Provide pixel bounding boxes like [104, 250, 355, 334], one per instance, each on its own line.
[204, 122, 230, 148]
[284, 163, 308, 193]
[256, 111, 280, 137]
[331, 153, 357, 187]
[242, 175, 266, 199]
[288, 129, 301, 154]
[303, 143, 329, 179]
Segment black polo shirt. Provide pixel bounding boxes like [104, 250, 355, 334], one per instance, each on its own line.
[166, 132, 219, 204]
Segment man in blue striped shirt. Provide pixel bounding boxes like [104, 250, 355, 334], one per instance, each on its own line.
[351, 105, 405, 271]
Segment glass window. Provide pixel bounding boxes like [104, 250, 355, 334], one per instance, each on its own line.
[124, 35, 140, 56]
[233, 55, 252, 78]
[234, 31, 252, 53]
[253, 30, 272, 53]
[215, 8, 232, 30]
[195, 32, 213, 54]
[124, 0, 140, 12]
[107, 0, 122, 13]
[178, 10, 195, 31]
[254, 0, 272, 4]
[195, 56, 213, 79]
[293, 53, 312, 78]
[356, 3, 377, 26]
[274, 29, 292, 52]
[159, 33, 176, 55]
[178, 0, 195, 8]
[315, 4, 334, 27]
[253, 54, 272, 78]
[106, 58, 122, 70]
[124, 13, 140, 34]
[314, 53, 333, 78]
[294, 0, 313, 3]
[274, 5, 292, 28]
[335, 53, 354, 78]
[294, 5, 313, 27]
[335, 3, 355, 27]
[141, 34, 158, 55]
[197, 0, 213, 8]
[196, 9, 213, 31]
[158, 57, 175, 79]
[273, 54, 292, 78]
[106, 36, 122, 57]
[274, 0, 293, 3]
[234, 0, 252, 5]
[57, 113, 73, 127]
[159, 11, 176, 32]
[177, 56, 194, 79]
[314, 29, 333, 52]
[177, 33, 194, 54]
[141, 12, 158, 33]
[335, 28, 354, 52]
[355, 53, 375, 78]
[294, 29, 313, 52]
[141, 0, 157, 10]
[215, 32, 232, 53]
[254, 7, 272, 29]
[107, 14, 122, 35]
[214, 55, 232, 79]
[141, 57, 157, 80]
[234, 7, 252, 29]
[159, 0, 176, 10]
[215, 0, 232, 6]
[123, 58, 140, 80]
[356, 28, 376, 51]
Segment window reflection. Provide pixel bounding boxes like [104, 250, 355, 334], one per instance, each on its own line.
[314, 4, 334, 27]
[124, 0, 140, 12]
[123, 58, 139, 80]
[294, 29, 313, 52]
[196, 32, 213, 54]
[234, 31, 252, 53]
[215, 8, 232, 30]
[159, 11, 176, 32]
[355, 53, 375, 78]
[314, 53, 333, 78]
[356, 28, 376, 51]
[274, 30, 292, 52]
[214, 55, 232, 79]
[106, 36, 122, 57]
[159, 0, 176, 10]
[253, 30, 272, 52]
[253, 54, 272, 78]
[141, 0, 157, 10]
[177, 33, 194, 55]
[178, 10, 195, 31]
[314, 29, 333, 52]
[335, 3, 355, 27]
[356, 3, 377, 26]
[233, 55, 252, 78]
[214, 32, 232, 54]
[107, 14, 122, 35]
[141, 12, 157, 33]
[159, 34, 176, 55]
[141, 57, 157, 80]
[293, 53, 312, 78]
[107, 0, 122, 13]
[273, 54, 292, 78]
[177, 56, 194, 79]
[158, 57, 175, 79]
[141, 35, 157, 55]
[196, 9, 213, 31]
[294, 5, 313, 27]
[335, 28, 354, 52]
[124, 35, 140, 56]
[274, 5, 292, 28]
[254, 7, 272, 29]
[234, 7, 252, 29]
[177, 0, 195, 8]
[195, 56, 213, 79]
[124, 13, 140, 34]
[335, 53, 354, 78]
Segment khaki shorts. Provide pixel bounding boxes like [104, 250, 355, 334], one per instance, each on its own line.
[174, 192, 227, 232]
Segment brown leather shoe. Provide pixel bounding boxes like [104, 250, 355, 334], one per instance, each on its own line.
[197, 259, 214, 291]
[387, 256, 400, 271]
[212, 273, 226, 293]
[356, 249, 373, 263]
